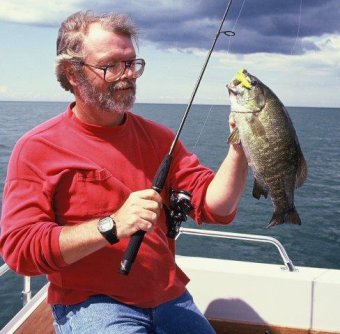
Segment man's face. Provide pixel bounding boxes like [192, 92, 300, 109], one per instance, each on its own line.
[76, 23, 137, 114]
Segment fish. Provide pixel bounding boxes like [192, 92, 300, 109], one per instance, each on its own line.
[227, 69, 308, 227]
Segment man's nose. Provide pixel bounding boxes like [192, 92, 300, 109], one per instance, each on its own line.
[120, 65, 134, 80]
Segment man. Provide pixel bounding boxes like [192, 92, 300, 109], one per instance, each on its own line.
[0, 11, 248, 334]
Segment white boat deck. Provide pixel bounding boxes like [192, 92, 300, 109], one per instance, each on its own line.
[177, 255, 340, 333]
[1, 228, 340, 333]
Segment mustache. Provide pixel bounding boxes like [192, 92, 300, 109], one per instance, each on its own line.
[109, 80, 136, 92]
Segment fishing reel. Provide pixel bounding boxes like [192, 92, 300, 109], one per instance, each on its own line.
[166, 190, 193, 239]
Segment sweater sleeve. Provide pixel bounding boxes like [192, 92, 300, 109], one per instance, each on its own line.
[0, 138, 67, 276]
[167, 140, 236, 225]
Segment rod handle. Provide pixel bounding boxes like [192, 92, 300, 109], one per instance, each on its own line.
[119, 154, 173, 275]
[151, 154, 173, 192]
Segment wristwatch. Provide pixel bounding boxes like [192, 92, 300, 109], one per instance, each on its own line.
[97, 216, 119, 244]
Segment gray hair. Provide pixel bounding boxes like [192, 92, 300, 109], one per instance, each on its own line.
[55, 11, 138, 93]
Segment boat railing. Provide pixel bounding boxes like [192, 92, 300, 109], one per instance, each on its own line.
[0, 228, 296, 314]
[0, 263, 32, 307]
[176, 227, 296, 272]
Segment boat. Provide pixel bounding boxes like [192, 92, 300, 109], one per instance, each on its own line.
[1, 227, 340, 334]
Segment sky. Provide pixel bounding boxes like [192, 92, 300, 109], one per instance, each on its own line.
[0, 0, 339, 108]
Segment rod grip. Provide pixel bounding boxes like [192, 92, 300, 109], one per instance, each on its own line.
[119, 230, 145, 275]
[152, 154, 173, 192]
[119, 154, 173, 275]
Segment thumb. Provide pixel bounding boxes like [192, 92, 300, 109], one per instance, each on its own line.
[229, 113, 236, 132]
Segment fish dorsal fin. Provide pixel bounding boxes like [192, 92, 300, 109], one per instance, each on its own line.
[295, 152, 308, 188]
[227, 128, 241, 145]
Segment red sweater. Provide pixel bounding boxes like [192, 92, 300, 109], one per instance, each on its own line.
[0, 104, 235, 307]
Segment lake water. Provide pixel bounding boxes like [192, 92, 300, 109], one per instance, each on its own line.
[0, 101, 339, 328]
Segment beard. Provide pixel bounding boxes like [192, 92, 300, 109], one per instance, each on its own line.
[77, 72, 136, 114]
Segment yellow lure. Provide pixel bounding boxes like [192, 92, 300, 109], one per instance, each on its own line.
[235, 69, 252, 89]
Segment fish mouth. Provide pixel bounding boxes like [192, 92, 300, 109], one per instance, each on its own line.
[226, 83, 238, 96]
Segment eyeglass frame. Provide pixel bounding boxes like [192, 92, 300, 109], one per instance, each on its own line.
[79, 58, 146, 82]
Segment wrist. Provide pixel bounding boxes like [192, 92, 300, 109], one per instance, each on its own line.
[97, 216, 119, 244]
[228, 145, 248, 174]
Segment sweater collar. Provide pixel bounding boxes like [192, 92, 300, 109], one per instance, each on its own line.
[65, 102, 130, 138]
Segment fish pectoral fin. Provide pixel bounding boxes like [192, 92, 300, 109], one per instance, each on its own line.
[227, 128, 241, 145]
[252, 179, 268, 199]
[295, 152, 308, 188]
[249, 117, 266, 137]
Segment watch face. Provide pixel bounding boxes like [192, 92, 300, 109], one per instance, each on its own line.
[99, 217, 113, 232]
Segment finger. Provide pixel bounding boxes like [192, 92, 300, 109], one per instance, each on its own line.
[141, 220, 155, 232]
[130, 207, 159, 228]
[134, 217, 156, 233]
[136, 198, 162, 215]
[114, 210, 157, 239]
[229, 114, 236, 129]
[133, 189, 163, 203]
[128, 192, 163, 214]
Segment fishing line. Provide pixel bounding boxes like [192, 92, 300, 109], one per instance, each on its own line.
[192, 105, 214, 151]
[291, 0, 303, 55]
[193, 1, 247, 153]
[225, 0, 247, 55]
[231, 0, 247, 32]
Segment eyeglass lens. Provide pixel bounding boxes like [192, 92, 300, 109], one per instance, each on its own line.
[105, 59, 145, 82]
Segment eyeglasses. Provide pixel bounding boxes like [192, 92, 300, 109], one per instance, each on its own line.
[80, 58, 145, 82]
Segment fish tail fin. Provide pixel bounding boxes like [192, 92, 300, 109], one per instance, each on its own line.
[267, 207, 302, 228]
[286, 208, 302, 225]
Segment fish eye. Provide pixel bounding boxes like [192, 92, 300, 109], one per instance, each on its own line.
[251, 79, 258, 86]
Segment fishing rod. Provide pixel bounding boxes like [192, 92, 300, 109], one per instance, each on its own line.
[120, 0, 235, 275]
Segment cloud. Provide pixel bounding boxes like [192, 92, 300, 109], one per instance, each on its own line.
[215, 33, 340, 81]
[210, 33, 340, 107]
[0, 0, 81, 26]
[0, 0, 339, 55]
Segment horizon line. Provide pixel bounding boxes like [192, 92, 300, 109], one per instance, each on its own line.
[0, 100, 339, 110]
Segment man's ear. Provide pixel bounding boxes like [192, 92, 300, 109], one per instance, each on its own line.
[64, 63, 78, 87]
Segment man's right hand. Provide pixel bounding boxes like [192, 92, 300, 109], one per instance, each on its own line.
[112, 189, 163, 239]
[59, 189, 163, 265]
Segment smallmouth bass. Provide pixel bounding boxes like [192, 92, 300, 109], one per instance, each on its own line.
[227, 69, 308, 227]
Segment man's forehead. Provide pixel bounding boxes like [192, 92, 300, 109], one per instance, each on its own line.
[83, 23, 135, 60]
[84, 23, 119, 47]
[86, 23, 109, 40]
